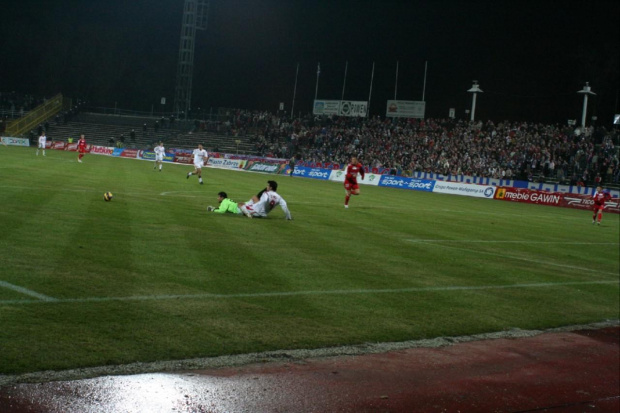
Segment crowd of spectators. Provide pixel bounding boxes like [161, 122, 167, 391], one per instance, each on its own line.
[223, 109, 620, 187]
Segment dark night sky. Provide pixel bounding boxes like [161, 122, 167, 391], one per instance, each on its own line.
[1, 0, 619, 123]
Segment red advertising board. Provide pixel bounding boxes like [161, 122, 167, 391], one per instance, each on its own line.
[562, 193, 620, 214]
[495, 187, 563, 207]
[119, 148, 140, 159]
[174, 153, 193, 164]
[90, 145, 113, 155]
[495, 187, 619, 214]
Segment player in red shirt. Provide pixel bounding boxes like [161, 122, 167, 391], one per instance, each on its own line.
[77, 134, 87, 163]
[592, 186, 612, 225]
[344, 156, 365, 208]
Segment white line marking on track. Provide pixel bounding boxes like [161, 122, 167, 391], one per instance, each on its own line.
[0, 280, 616, 306]
[0, 281, 58, 301]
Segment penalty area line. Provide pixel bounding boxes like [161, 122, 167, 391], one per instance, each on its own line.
[0, 281, 58, 302]
[0, 280, 617, 306]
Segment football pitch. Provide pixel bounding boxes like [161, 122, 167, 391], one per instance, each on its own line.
[0, 146, 618, 376]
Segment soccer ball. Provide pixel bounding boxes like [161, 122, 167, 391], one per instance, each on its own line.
[103, 192, 114, 202]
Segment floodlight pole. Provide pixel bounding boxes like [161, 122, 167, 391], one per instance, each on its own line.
[577, 82, 596, 128]
[467, 80, 483, 122]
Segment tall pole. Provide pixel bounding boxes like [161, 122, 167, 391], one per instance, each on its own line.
[368, 61, 375, 114]
[394, 61, 399, 100]
[341, 61, 348, 101]
[422, 61, 428, 101]
[291, 62, 299, 120]
[467, 80, 483, 122]
[577, 82, 596, 128]
[314, 62, 321, 102]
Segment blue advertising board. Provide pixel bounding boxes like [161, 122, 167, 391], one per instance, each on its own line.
[378, 176, 436, 192]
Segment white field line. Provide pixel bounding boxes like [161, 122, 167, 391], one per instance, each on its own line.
[406, 240, 619, 276]
[407, 240, 619, 245]
[0, 280, 617, 306]
[0, 281, 58, 301]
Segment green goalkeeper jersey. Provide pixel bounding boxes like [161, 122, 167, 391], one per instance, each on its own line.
[213, 198, 240, 214]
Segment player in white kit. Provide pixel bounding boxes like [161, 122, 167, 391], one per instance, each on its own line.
[154, 142, 165, 171]
[239, 180, 292, 220]
[36, 132, 47, 156]
[186, 144, 209, 185]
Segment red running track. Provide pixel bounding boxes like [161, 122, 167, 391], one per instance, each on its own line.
[0, 326, 618, 412]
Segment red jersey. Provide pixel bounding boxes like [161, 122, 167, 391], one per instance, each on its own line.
[592, 191, 611, 207]
[77, 138, 87, 153]
[345, 162, 365, 181]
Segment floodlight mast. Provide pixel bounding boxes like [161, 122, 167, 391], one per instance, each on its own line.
[174, 0, 209, 121]
[577, 82, 596, 128]
[467, 80, 483, 121]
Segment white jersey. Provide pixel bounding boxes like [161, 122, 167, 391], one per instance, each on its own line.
[244, 190, 291, 219]
[193, 148, 209, 168]
[154, 144, 165, 161]
[38, 135, 47, 148]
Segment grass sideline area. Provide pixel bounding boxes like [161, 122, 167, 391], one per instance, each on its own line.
[0, 146, 618, 375]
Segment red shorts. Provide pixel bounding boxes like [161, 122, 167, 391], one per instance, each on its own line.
[344, 178, 359, 191]
[593, 204, 605, 211]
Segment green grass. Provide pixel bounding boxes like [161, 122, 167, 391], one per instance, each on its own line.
[1, 145, 618, 374]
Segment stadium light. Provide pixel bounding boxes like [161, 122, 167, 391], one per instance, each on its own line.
[577, 82, 596, 128]
[467, 81, 483, 121]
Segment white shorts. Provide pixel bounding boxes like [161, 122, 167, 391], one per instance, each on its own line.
[38, 140, 46, 148]
[193, 161, 204, 169]
[241, 199, 267, 218]
[155, 154, 164, 161]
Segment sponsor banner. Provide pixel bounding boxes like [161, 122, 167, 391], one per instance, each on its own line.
[339, 101, 368, 117]
[208, 158, 245, 169]
[51, 141, 67, 150]
[379, 176, 435, 192]
[292, 166, 330, 180]
[312, 100, 368, 117]
[329, 169, 381, 186]
[244, 161, 286, 174]
[495, 187, 562, 206]
[385, 100, 426, 118]
[562, 193, 620, 214]
[433, 181, 496, 198]
[173, 152, 193, 164]
[139, 150, 174, 162]
[313, 100, 341, 115]
[1, 137, 29, 146]
[65, 142, 78, 151]
[89, 145, 114, 155]
[120, 148, 140, 159]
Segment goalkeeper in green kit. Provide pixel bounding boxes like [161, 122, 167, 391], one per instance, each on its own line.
[207, 192, 242, 215]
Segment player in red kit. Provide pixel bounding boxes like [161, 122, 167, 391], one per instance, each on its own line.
[77, 134, 87, 163]
[592, 186, 612, 225]
[344, 156, 365, 208]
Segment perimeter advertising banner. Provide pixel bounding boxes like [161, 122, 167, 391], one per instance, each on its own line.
[329, 169, 381, 186]
[140, 150, 175, 163]
[1, 137, 30, 146]
[385, 100, 426, 118]
[495, 187, 562, 206]
[495, 187, 619, 214]
[562, 193, 620, 214]
[244, 161, 287, 174]
[433, 181, 496, 198]
[291, 166, 330, 180]
[207, 158, 246, 169]
[379, 176, 436, 192]
[313, 100, 368, 117]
